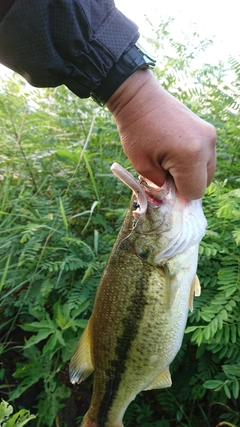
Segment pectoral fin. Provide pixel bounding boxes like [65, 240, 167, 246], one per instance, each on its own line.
[143, 366, 172, 391]
[188, 275, 201, 312]
[69, 321, 94, 384]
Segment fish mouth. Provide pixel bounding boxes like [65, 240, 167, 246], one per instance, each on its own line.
[111, 163, 166, 219]
[139, 176, 167, 206]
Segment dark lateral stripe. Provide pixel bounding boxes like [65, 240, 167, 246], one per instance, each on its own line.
[96, 264, 148, 426]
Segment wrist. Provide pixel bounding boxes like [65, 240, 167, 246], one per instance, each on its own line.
[106, 68, 163, 124]
[91, 41, 156, 106]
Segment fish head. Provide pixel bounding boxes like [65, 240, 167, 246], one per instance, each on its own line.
[111, 163, 207, 266]
[136, 174, 207, 264]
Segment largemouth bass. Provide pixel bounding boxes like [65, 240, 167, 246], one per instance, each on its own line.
[69, 163, 207, 427]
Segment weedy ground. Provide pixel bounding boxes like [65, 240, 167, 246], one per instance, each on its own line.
[1, 20, 240, 427]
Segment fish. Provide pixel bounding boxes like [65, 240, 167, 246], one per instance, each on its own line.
[69, 162, 207, 427]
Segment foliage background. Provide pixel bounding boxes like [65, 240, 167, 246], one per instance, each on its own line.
[0, 19, 240, 427]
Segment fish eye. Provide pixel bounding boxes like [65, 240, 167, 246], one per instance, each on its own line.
[133, 199, 140, 210]
[138, 249, 150, 261]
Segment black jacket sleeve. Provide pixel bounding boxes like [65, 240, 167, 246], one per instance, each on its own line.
[0, 0, 139, 98]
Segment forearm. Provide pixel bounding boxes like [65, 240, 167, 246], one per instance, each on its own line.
[0, 0, 139, 98]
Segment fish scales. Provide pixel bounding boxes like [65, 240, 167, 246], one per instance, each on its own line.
[69, 163, 207, 427]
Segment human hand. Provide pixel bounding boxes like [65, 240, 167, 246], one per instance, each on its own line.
[106, 69, 216, 200]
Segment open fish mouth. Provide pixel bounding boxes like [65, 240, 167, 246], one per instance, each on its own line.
[139, 176, 168, 206]
[111, 163, 166, 218]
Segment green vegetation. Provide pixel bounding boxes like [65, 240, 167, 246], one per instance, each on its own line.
[0, 400, 36, 427]
[1, 19, 240, 427]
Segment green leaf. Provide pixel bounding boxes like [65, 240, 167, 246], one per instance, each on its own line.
[221, 309, 228, 321]
[0, 253, 11, 292]
[225, 286, 236, 298]
[0, 400, 36, 427]
[184, 326, 198, 334]
[74, 319, 88, 329]
[232, 229, 240, 245]
[11, 369, 44, 400]
[42, 333, 58, 356]
[231, 324, 237, 343]
[232, 380, 239, 399]
[223, 383, 231, 399]
[222, 364, 240, 379]
[200, 312, 214, 322]
[24, 329, 53, 348]
[5, 410, 36, 427]
[37, 385, 70, 426]
[224, 325, 230, 343]
[0, 400, 13, 422]
[203, 380, 223, 389]
[204, 326, 211, 340]
[59, 197, 68, 234]
[21, 319, 55, 332]
[71, 300, 90, 319]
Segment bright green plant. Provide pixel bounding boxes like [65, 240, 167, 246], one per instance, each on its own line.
[0, 400, 36, 427]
